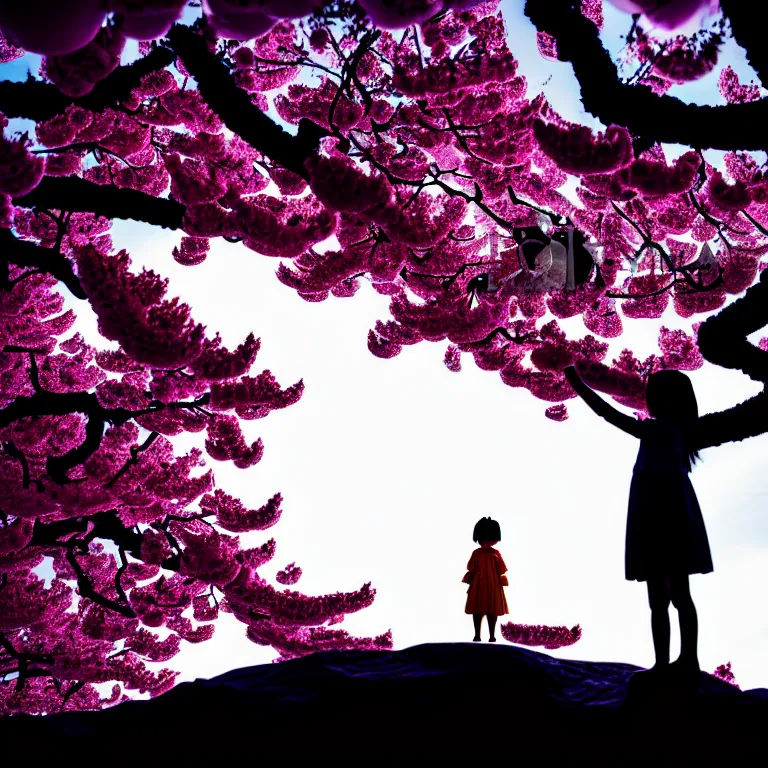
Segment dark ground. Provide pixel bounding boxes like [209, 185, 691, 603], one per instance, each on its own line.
[2, 643, 766, 762]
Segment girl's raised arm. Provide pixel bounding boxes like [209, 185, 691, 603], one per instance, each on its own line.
[564, 366, 644, 439]
[694, 388, 768, 450]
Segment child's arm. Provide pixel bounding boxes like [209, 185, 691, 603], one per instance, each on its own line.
[694, 388, 768, 450]
[462, 552, 477, 584]
[564, 366, 644, 439]
[495, 552, 509, 586]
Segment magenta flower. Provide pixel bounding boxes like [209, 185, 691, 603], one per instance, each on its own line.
[501, 622, 583, 650]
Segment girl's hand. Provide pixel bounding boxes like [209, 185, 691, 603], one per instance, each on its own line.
[564, 364, 580, 384]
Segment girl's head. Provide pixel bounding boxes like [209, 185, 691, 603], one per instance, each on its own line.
[473, 517, 501, 545]
[646, 370, 698, 423]
[646, 370, 699, 464]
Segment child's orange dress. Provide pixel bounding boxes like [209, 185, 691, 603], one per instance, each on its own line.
[464, 547, 509, 615]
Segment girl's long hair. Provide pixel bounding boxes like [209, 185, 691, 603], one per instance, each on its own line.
[646, 370, 700, 467]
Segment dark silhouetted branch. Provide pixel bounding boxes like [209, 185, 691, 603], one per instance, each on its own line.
[1, 388, 208, 484]
[115, 546, 130, 606]
[0, 389, 130, 483]
[46, 412, 107, 485]
[66, 549, 136, 619]
[15, 177, 185, 230]
[524, 0, 768, 151]
[0, 46, 175, 121]
[60, 680, 86, 707]
[721, 1, 768, 90]
[105, 431, 159, 489]
[2, 442, 30, 489]
[0, 229, 86, 300]
[0, 632, 53, 691]
[166, 24, 327, 180]
[695, 388, 768, 450]
[698, 269, 768, 382]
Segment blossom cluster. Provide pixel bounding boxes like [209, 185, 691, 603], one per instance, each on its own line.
[500, 622, 583, 650]
[712, 661, 740, 689]
[0, 167, 388, 716]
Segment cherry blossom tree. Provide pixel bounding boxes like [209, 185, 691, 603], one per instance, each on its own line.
[2, 1, 767, 417]
[3, 0, 768, 714]
[0, 213, 391, 714]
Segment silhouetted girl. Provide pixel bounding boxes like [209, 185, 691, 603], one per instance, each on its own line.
[565, 364, 712, 681]
[463, 517, 509, 642]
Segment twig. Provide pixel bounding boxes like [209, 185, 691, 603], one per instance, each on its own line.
[66, 549, 136, 619]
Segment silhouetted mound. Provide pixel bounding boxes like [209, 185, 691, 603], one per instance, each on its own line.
[3, 644, 766, 761]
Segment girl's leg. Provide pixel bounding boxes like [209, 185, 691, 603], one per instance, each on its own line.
[646, 577, 671, 668]
[472, 613, 483, 642]
[487, 615, 497, 642]
[669, 574, 699, 670]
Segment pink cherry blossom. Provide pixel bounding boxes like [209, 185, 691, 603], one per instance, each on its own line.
[43, 27, 126, 98]
[534, 121, 634, 175]
[545, 403, 569, 421]
[501, 622, 582, 649]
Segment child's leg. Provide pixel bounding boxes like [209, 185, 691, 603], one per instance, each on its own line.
[646, 577, 671, 667]
[487, 614, 497, 642]
[472, 613, 483, 641]
[669, 574, 699, 669]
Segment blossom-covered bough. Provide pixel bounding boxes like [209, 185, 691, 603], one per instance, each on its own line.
[1, 0, 768, 713]
[0, 221, 391, 713]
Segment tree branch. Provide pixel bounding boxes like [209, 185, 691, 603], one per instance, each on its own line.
[1, 388, 208, 484]
[166, 24, 327, 180]
[524, 0, 768, 151]
[66, 549, 136, 619]
[60, 680, 86, 707]
[0, 389, 132, 484]
[115, 546, 130, 606]
[2, 442, 30, 489]
[698, 269, 768, 382]
[0, 46, 175, 122]
[105, 431, 159, 489]
[0, 632, 53, 691]
[14, 177, 185, 231]
[0, 229, 86, 300]
[720, 1, 768, 90]
[31, 512, 142, 559]
[46, 411, 107, 485]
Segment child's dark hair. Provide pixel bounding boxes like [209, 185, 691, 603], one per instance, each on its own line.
[473, 517, 501, 543]
[646, 370, 700, 466]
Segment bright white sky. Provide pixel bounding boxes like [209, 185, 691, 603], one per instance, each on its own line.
[5, 0, 768, 690]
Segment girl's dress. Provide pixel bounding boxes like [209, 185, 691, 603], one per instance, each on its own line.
[464, 547, 509, 615]
[626, 419, 713, 581]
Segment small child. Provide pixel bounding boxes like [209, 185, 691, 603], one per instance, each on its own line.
[463, 517, 509, 642]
